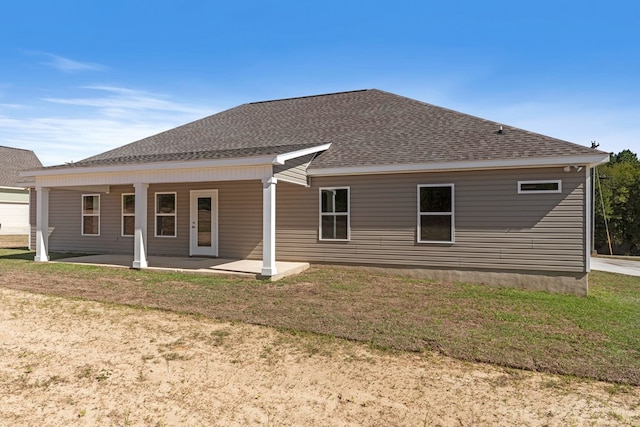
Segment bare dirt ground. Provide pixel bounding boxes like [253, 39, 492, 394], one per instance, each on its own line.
[1, 287, 638, 426]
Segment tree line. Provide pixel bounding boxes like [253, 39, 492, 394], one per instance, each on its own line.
[593, 149, 640, 255]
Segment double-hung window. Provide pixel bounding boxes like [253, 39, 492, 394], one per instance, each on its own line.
[418, 184, 454, 243]
[122, 194, 135, 237]
[81, 194, 100, 236]
[155, 192, 177, 237]
[319, 187, 350, 240]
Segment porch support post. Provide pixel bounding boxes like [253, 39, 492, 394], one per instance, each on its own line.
[132, 183, 149, 269]
[261, 176, 278, 276]
[34, 186, 50, 262]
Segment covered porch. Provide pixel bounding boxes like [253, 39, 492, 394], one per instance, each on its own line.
[22, 143, 330, 279]
[53, 254, 310, 281]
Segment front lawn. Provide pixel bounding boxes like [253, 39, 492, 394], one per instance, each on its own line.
[1, 246, 638, 385]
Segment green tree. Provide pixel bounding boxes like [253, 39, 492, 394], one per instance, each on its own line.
[594, 149, 640, 255]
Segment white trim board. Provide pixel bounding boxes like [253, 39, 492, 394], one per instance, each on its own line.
[21, 143, 331, 178]
[308, 154, 610, 177]
[274, 143, 331, 165]
[24, 164, 273, 188]
[0, 185, 28, 191]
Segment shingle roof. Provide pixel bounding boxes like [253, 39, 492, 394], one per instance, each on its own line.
[58, 143, 322, 169]
[0, 146, 42, 187]
[47, 89, 603, 171]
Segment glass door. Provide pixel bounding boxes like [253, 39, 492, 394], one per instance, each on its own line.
[189, 190, 218, 256]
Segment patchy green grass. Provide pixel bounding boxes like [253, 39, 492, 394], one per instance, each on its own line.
[1, 246, 639, 385]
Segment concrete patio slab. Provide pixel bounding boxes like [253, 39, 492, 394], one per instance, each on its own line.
[590, 256, 640, 277]
[54, 255, 309, 281]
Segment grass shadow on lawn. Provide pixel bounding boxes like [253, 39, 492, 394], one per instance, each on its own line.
[0, 249, 88, 261]
[0, 248, 639, 385]
[0, 250, 33, 260]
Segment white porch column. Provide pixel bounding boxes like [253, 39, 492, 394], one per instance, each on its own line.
[34, 186, 50, 262]
[132, 183, 149, 269]
[261, 177, 278, 276]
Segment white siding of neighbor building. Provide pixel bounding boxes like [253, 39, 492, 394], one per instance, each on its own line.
[0, 188, 30, 204]
[0, 188, 30, 234]
[0, 202, 30, 234]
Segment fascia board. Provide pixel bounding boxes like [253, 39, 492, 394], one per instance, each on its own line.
[0, 185, 27, 190]
[273, 143, 332, 165]
[26, 163, 273, 188]
[54, 185, 112, 193]
[20, 154, 278, 177]
[308, 154, 611, 177]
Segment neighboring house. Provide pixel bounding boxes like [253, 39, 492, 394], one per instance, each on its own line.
[0, 146, 42, 235]
[22, 89, 609, 294]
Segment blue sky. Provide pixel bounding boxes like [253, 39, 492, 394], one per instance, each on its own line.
[1, 0, 638, 166]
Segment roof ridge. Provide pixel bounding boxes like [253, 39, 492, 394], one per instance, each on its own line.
[248, 89, 371, 105]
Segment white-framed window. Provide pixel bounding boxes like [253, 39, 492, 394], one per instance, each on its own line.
[319, 187, 350, 241]
[517, 180, 562, 194]
[418, 184, 454, 243]
[155, 192, 177, 237]
[122, 193, 135, 237]
[81, 194, 100, 236]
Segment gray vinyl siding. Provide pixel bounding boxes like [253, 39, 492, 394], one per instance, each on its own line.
[277, 167, 586, 273]
[146, 181, 262, 259]
[46, 186, 137, 254]
[273, 154, 313, 186]
[31, 166, 586, 274]
[43, 181, 263, 259]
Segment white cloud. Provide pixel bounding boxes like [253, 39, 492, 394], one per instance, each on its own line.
[44, 86, 208, 115]
[0, 116, 169, 165]
[0, 86, 216, 166]
[41, 53, 107, 73]
[0, 103, 25, 109]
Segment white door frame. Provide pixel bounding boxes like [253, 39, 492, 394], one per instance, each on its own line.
[189, 189, 218, 257]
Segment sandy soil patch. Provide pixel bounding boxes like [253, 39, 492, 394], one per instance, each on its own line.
[0, 287, 638, 426]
